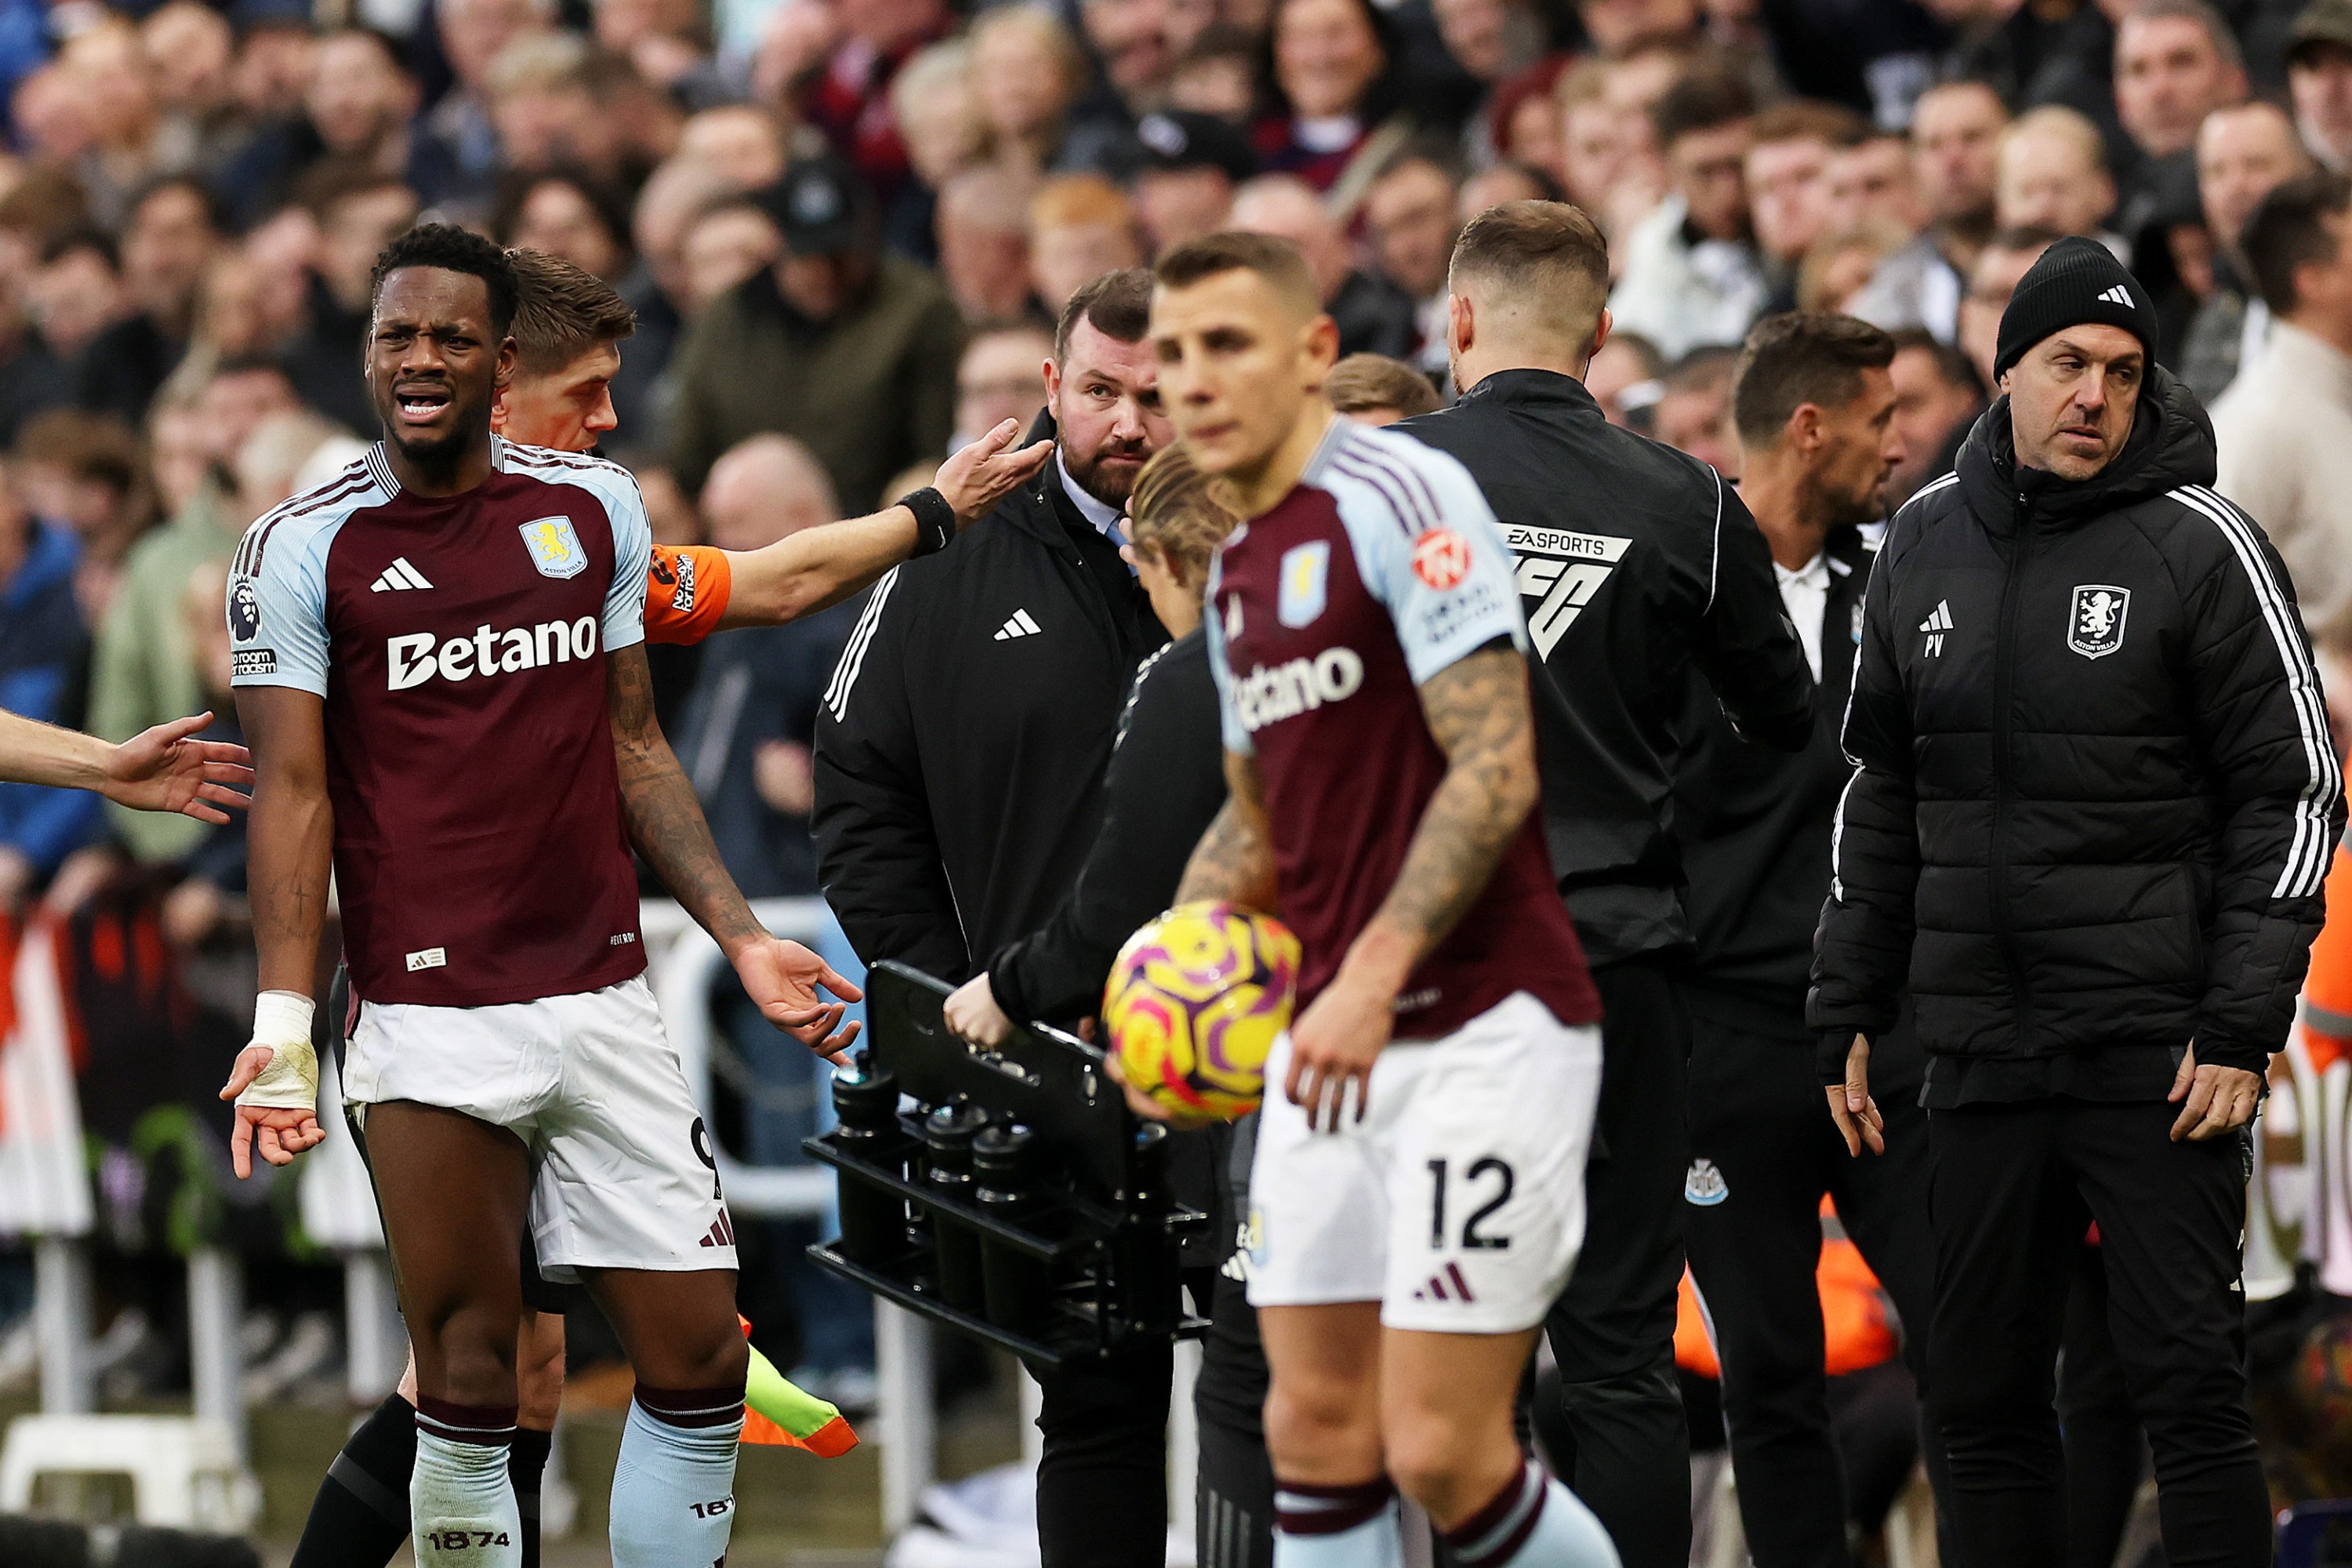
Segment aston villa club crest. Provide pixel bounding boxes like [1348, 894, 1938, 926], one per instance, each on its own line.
[2068, 584, 2130, 660]
[1277, 540, 1329, 628]
[519, 515, 588, 579]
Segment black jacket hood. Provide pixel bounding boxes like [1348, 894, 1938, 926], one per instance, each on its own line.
[1955, 364, 2218, 534]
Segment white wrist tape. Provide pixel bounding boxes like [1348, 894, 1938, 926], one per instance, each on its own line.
[236, 990, 318, 1112]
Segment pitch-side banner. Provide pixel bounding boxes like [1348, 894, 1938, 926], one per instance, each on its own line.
[0, 918, 93, 1237]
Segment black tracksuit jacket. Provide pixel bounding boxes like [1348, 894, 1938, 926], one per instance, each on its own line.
[811, 417, 1167, 982]
[987, 628, 1228, 1024]
[1808, 369, 2344, 1089]
[1399, 370, 1817, 964]
[1677, 524, 1876, 1034]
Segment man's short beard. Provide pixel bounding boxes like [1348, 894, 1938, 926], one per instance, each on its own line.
[1065, 440, 1149, 508]
[1802, 468, 1886, 533]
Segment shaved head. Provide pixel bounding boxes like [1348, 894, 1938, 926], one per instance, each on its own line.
[1447, 198, 1610, 354]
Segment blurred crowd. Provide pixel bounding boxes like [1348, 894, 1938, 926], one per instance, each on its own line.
[0, 0, 2342, 1421]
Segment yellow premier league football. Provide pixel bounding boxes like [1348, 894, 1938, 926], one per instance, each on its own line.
[1103, 902, 1302, 1120]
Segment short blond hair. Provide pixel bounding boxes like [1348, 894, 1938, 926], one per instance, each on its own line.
[1324, 354, 1443, 419]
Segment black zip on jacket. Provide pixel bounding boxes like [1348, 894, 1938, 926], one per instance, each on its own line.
[1809, 368, 2345, 1094]
[1678, 524, 1875, 1039]
[811, 413, 1168, 982]
[1399, 369, 1817, 964]
[989, 627, 1228, 1024]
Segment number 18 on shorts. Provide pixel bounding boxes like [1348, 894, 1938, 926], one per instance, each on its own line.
[1245, 991, 1603, 1334]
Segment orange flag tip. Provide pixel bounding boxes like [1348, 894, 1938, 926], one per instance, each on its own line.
[742, 1407, 860, 1456]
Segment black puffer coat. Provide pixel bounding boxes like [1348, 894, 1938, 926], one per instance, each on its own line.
[1808, 368, 2343, 1083]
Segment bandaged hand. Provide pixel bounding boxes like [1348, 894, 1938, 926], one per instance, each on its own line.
[220, 990, 328, 1177]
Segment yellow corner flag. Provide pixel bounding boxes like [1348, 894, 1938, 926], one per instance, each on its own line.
[739, 1316, 858, 1456]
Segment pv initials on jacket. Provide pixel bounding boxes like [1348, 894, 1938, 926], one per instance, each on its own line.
[1504, 525, 1632, 657]
[1919, 599, 1955, 657]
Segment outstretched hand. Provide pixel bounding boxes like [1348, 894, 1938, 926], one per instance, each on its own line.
[936, 419, 1055, 525]
[217, 1046, 325, 1178]
[103, 713, 253, 823]
[735, 936, 864, 1063]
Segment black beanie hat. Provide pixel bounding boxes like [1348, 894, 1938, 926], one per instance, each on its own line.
[1992, 236, 2160, 380]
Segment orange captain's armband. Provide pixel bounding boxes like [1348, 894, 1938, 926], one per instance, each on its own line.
[644, 544, 731, 645]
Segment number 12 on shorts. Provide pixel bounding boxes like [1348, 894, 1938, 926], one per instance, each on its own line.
[1428, 1156, 1515, 1250]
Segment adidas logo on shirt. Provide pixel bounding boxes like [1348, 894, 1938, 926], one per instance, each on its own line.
[1920, 599, 1953, 657]
[2096, 284, 2135, 307]
[370, 557, 434, 592]
[994, 609, 1042, 641]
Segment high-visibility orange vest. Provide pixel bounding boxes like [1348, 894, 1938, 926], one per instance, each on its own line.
[2303, 846, 2352, 1073]
[1676, 1200, 1900, 1380]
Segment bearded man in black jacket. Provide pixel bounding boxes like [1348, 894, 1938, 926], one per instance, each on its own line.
[813, 267, 1173, 1568]
[1678, 312, 1949, 1568]
[1812, 236, 2346, 1568]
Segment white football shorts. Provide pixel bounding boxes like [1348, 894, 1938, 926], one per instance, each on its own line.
[1247, 989, 1602, 1334]
[343, 975, 737, 1277]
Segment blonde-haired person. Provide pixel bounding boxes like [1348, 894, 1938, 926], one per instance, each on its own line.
[1325, 350, 1446, 424]
[941, 440, 1274, 1567]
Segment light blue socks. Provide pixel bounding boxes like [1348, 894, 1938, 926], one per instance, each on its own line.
[1441, 1461, 1621, 1568]
[411, 1400, 521, 1568]
[608, 1392, 744, 1567]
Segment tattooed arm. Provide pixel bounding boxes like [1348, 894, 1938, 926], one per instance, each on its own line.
[1366, 644, 1541, 955]
[1175, 750, 1280, 911]
[608, 644, 862, 1055]
[1284, 644, 1541, 1129]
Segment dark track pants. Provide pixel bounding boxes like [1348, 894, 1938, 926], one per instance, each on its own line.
[1196, 1264, 1274, 1568]
[1926, 1098, 2267, 1568]
[1542, 956, 1692, 1568]
[1033, 1339, 1173, 1568]
[1682, 1011, 1951, 1568]
[1033, 1267, 1220, 1568]
[2060, 1244, 2147, 1568]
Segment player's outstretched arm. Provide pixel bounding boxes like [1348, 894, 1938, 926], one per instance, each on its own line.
[0, 708, 252, 819]
[218, 686, 332, 1178]
[607, 644, 862, 1058]
[715, 419, 1054, 630]
[1174, 750, 1279, 911]
[1285, 646, 1540, 1130]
